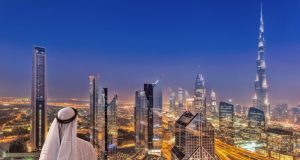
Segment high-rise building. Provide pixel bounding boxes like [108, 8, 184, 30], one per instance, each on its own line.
[171, 111, 215, 159]
[89, 76, 100, 147]
[107, 94, 118, 160]
[134, 91, 147, 150]
[99, 88, 118, 160]
[219, 102, 234, 144]
[144, 77, 162, 156]
[248, 107, 265, 140]
[31, 46, 47, 151]
[177, 87, 185, 111]
[210, 89, 217, 114]
[253, 4, 270, 122]
[169, 89, 176, 113]
[194, 74, 206, 115]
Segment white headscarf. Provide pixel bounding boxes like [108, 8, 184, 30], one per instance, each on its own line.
[39, 107, 78, 160]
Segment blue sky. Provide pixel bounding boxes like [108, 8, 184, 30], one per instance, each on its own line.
[0, 0, 300, 106]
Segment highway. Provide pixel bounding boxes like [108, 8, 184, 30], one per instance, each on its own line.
[215, 139, 276, 160]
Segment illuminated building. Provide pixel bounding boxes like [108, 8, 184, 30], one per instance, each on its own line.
[209, 89, 217, 115]
[31, 46, 47, 151]
[267, 128, 294, 153]
[169, 89, 176, 113]
[171, 111, 215, 159]
[235, 104, 242, 115]
[89, 75, 100, 148]
[253, 4, 270, 122]
[144, 76, 162, 156]
[271, 103, 288, 122]
[219, 102, 234, 144]
[100, 88, 118, 160]
[248, 107, 265, 141]
[194, 74, 206, 115]
[185, 98, 194, 112]
[177, 87, 185, 112]
[134, 91, 147, 150]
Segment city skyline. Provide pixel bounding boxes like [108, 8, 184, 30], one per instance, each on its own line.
[1, 1, 300, 106]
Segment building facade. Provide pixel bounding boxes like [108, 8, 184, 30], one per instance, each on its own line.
[219, 102, 234, 144]
[134, 91, 147, 150]
[31, 46, 47, 151]
[194, 74, 206, 115]
[253, 4, 270, 122]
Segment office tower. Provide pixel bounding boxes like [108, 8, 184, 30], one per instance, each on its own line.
[31, 46, 47, 151]
[194, 74, 206, 115]
[89, 76, 100, 147]
[248, 107, 265, 140]
[171, 111, 215, 159]
[185, 98, 194, 112]
[169, 89, 176, 113]
[177, 87, 185, 111]
[107, 95, 118, 159]
[210, 89, 217, 114]
[134, 91, 147, 150]
[100, 88, 118, 160]
[253, 4, 270, 122]
[219, 102, 234, 144]
[144, 77, 162, 156]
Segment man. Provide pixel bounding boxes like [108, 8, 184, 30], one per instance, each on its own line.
[40, 107, 97, 160]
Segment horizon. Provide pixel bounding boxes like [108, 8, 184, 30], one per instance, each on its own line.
[1, 0, 300, 106]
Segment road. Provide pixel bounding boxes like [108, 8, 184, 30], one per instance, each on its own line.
[215, 139, 276, 160]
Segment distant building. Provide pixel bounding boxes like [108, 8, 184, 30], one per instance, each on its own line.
[248, 107, 265, 140]
[171, 111, 215, 160]
[209, 89, 217, 115]
[169, 89, 176, 113]
[271, 103, 288, 122]
[99, 88, 118, 160]
[144, 77, 162, 156]
[89, 76, 100, 148]
[194, 74, 206, 115]
[177, 87, 185, 112]
[219, 102, 234, 144]
[134, 91, 147, 150]
[253, 3, 270, 122]
[185, 98, 194, 112]
[31, 46, 47, 151]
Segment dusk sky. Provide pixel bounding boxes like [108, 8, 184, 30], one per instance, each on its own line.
[0, 0, 300, 106]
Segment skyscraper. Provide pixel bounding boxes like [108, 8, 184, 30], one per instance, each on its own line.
[99, 88, 118, 160]
[210, 89, 217, 114]
[219, 102, 234, 144]
[169, 89, 176, 113]
[248, 107, 265, 141]
[144, 77, 162, 156]
[253, 4, 270, 122]
[171, 111, 215, 159]
[177, 87, 185, 111]
[134, 91, 147, 150]
[107, 94, 118, 160]
[89, 76, 100, 148]
[194, 74, 206, 115]
[31, 46, 47, 151]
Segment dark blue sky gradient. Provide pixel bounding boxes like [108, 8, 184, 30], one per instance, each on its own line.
[0, 0, 300, 105]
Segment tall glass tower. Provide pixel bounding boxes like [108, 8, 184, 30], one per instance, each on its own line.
[194, 74, 206, 115]
[31, 46, 47, 151]
[253, 4, 270, 122]
[144, 76, 162, 156]
[89, 76, 100, 148]
[134, 91, 147, 150]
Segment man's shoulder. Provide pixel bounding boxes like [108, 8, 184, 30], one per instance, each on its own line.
[77, 138, 93, 148]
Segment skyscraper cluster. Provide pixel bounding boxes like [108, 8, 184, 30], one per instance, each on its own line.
[134, 77, 163, 156]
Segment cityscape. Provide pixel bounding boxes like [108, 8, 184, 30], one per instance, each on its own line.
[1, 1, 300, 160]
